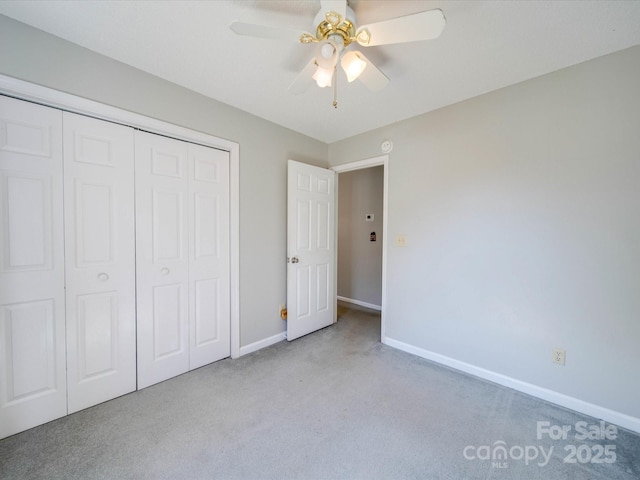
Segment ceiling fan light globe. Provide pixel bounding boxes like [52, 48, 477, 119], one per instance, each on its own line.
[316, 39, 340, 68]
[312, 65, 334, 88]
[341, 51, 367, 82]
[321, 43, 335, 59]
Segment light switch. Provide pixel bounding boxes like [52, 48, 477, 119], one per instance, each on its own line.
[396, 234, 407, 247]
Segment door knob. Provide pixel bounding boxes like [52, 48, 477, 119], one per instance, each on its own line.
[161, 268, 170, 275]
[291, 257, 299, 264]
[98, 273, 109, 281]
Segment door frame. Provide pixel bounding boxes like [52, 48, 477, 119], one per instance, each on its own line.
[331, 155, 388, 340]
[0, 74, 241, 359]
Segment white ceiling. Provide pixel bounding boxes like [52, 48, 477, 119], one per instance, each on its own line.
[2, 1, 640, 143]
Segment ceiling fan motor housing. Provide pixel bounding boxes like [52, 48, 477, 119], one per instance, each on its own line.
[313, 5, 357, 47]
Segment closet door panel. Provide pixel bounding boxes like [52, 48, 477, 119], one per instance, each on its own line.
[63, 112, 136, 414]
[189, 144, 230, 369]
[136, 131, 189, 389]
[0, 96, 66, 439]
[152, 283, 186, 357]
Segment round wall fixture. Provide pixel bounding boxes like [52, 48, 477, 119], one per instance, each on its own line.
[381, 140, 393, 153]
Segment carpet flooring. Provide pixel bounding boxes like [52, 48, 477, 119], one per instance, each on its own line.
[1, 303, 639, 479]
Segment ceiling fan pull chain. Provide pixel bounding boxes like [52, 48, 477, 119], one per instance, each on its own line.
[333, 67, 338, 109]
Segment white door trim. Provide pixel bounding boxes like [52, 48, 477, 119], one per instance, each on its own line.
[331, 155, 388, 341]
[0, 74, 241, 359]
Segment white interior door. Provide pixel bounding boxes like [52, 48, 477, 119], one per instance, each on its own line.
[135, 131, 189, 389]
[63, 112, 136, 413]
[287, 160, 336, 341]
[188, 144, 230, 369]
[0, 96, 67, 438]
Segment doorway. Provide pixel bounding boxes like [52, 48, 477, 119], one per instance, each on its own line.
[332, 155, 389, 341]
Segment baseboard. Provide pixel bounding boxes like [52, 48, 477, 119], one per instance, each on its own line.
[337, 296, 382, 311]
[383, 336, 640, 434]
[239, 332, 286, 357]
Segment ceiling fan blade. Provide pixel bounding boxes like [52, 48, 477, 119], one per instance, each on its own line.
[230, 21, 306, 42]
[289, 58, 318, 95]
[355, 52, 389, 92]
[355, 9, 445, 46]
[320, 0, 347, 23]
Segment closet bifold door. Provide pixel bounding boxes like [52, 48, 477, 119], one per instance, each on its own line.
[135, 131, 190, 389]
[136, 132, 231, 389]
[63, 112, 136, 413]
[0, 96, 66, 439]
[188, 144, 230, 368]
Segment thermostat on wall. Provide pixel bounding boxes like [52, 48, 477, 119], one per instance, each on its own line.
[381, 140, 393, 153]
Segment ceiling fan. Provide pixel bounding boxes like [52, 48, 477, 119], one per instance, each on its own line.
[230, 0, 445, 107]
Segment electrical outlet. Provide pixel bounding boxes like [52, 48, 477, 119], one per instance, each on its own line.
[552, 348, 566, 366]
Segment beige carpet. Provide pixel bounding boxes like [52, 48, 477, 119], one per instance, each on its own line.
[1, 303, 639, 479]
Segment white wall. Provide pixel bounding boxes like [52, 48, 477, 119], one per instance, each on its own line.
[337, 167, 383, 307]
[0, 15, 327, 347]
[329, 46, 640, 427]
